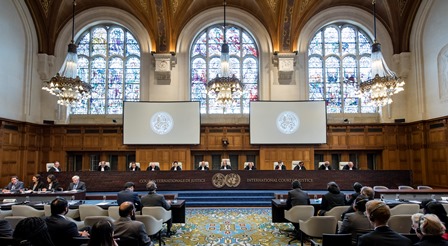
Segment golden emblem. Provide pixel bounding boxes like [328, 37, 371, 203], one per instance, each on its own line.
[225, 173, 241, 187]
[212, 173, 226, 188]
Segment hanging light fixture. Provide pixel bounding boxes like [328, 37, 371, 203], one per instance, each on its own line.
[358, 0, 405, 107]
[42, 0, 91, 106]
[206, 0, 243, 105]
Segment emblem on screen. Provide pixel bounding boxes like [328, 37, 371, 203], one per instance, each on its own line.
[150, 112, 174, 135]
[276, 111, 300, 134]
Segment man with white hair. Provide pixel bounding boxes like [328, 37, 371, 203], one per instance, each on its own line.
[67, 175, 86, 191]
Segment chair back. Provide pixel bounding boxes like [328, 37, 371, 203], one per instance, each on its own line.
[442, 204, 448, 214]
[83, 216, 114, 228]
[388, 215, 412, 233]
[325, 205, 350, 221]
[46, 163, 54, 171]
[141, 207, 171, 222]
[299, 216, 338, 238]
[389, 204, 420, 216]
[108, 206, 120, 221]
[322, 233, 351, 246]
[284, 205, 314, 223]
[4, 216, 26, 230]
[11, 205, 45, 217]
[0, 210, 13, 219]
[398, 185, 414, 190]
[135, 215, 163, 235]
[79, 204, 108, 220]
[373, 186, 389, 191]
[417, 185, 432, 190]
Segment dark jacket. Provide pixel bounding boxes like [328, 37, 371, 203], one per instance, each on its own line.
[30, 181, 45, 191]
[286, 188, 310, 209]
[358, 226, 412, 246]
[414, 236, 448, 246]
[321, 192, 346, 212]
[45, 215, 82, 246]
[117, 189, 142, 211]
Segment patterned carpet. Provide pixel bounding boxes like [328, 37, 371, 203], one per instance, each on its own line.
[163, 207, 308, 246]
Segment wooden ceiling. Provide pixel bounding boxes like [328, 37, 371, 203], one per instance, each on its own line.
[25, 0, 421, 55]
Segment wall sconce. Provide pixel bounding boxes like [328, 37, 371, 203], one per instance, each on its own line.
[222, 138, 229, 146]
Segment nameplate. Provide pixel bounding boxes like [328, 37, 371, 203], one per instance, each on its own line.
[3, 199, 17, 202]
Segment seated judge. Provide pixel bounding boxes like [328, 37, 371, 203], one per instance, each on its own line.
[67, 175, 86, 191]
[342, 161, 357, 170]
[2, 176, 24, 193]
[318, 161, 332, 170]
[146, 162, 160, 171]
[275, 160, 286, 170]
[170, 161, 182, 171]
[29, 174, 45, 192]
[197, 161, 209, 171]
[244, 162, 256, 170]
[43, 174, 60, 192]
[48, 161, 61, 172]
[294, 161, 306, 170]
[129, 162, 140, 171]
[220, 160, 231, 170]
[97, 161, 110, 171]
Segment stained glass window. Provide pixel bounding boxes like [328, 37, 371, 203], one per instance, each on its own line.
[308, 24, 376, 113]
[71, 25, 141, 114]
[190, 24, 259, 114]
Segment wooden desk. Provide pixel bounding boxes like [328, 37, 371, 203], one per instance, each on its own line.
[374, 189, 448, 200]
[0, 190, 86, 204]
[271, 199, 321, 223]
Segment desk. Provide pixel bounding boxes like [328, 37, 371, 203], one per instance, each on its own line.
[374, 189, 448, 201]
[0, 190, 86, 205]
[271, 199, 322, 223]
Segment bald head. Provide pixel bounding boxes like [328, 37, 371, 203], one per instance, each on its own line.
[119, 201, 135, 217]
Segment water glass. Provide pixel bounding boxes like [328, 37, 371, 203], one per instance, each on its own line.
[395, 194, 400, 200]
[103, 195, 106, 202]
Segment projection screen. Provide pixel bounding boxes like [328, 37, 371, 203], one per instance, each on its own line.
[123, 101, 200, 145]
[250, 101, 327, 144]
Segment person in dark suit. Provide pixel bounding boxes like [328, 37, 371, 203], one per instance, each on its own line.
[117, 182, 142, 211]
[338, 195, 373, 245]
[275, 161, 286, 170]
[318, 161, 332, 170]
[129, 162, 140, 171]
[342, 161, 357, 170]
[113, 201, 151, 246]
[67, 175, 86, 191]
[293, 161, 306, 170]
[244, 162, 256, 170]
[319, 181, 346, 215]
[97, 161, 110, 171]
[43, 174, 60, 192]
[413, 214, 448, 246]
[48, 161, 61, 172]
[0, 219, 13, 237]
[286, 180, 310, 209]
[341, 182, 365, 220]
[358, 200, 412, 246]
[197, 161, 209, 170]
[146, 162, 160, 171]
[220, 160, 231, 170]
[45, 197, 89, 246]
[2, 176, 24, 193]
[141, 180, 173, 236]
[170, 161, 182, 171]
[30, 174, 45, 191]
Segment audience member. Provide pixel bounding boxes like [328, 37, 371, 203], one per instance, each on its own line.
[421, 200, 448, 239]
[411, 213, 424, 234]
[244, 162, 256, 170]
[14, 217, 55, 246]
[113, 201, 151, 246]
[286, 180, 310, 209]
[141, 180, 173, 236]
[358, 200, 412, 246]
[220, 160, 231, 170]
[170, 161, 182, 171]
[197, 161, 209, 170]
[318, 161, 332, 170]
[87, 220, 118, 246]
[2, 176, 24, 193]
[275, 160, 286, 170]
[45, 197, 89, 246]
[117, 182, 142, 211]
[97, 161, 110, 171]
[338, 195, 373, 245]
[341, 186, 375, 220]
[48, 161, 61, 172]
[414, 214, 448, 245]
[319, 181, 346, 215]
[0, 219, 13, 237]
[347, 182, 363, 206]
[293, 161, 306, 170]
[129, 162, 140, 171]
[67, 175, 86, 191]
[43, 174, 60, 192]
[146, 162, 160, 171]
[30, 174, 45, 192]
[342, 161, 357, 170]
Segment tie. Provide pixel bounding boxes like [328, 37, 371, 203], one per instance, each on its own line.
[11, 185, 16, 190]
[73, 184, 78, 190]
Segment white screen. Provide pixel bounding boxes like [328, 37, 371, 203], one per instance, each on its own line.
[250, 101, 327, 144]
[123, 101, 200, 145]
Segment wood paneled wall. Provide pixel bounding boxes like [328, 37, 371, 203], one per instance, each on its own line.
[1, 117, 447, 188]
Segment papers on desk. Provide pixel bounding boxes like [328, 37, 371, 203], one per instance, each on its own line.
[408, 200, 421, 204]
[441, 197, 448, 201]
[1, 202, 16, 206]
[96, 202, 109, 205]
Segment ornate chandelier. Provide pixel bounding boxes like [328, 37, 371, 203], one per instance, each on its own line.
[358, 0, 404, 107]
[206, 0, 243, 105]
[42, 0, 91, 106]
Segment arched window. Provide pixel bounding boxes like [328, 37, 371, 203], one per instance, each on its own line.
[190, 24, 259, 114]
[71, 24, 141, 114]
[308, 23, 376, 113]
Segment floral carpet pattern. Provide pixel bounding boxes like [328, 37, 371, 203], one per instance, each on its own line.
[164, 207, 305, 246]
